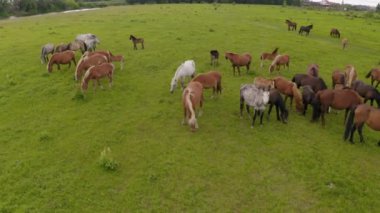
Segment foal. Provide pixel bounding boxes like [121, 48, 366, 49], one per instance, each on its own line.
[130, 35, 144, 50]
[182, 81, 204, 131]
[47, 50, 76, 73]
[210, 50, 219, 67]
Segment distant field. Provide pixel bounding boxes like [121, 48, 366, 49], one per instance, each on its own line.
[0, 4, 379, 211]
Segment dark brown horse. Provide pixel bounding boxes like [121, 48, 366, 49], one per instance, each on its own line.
[210, 50, 219, 67]
[312, 89, 363, 126]
[285, 20, 297, 31]
[267, 89, 289, 123]
[292, 74, 327, 92]
[332, 69, 345, 89]
[366, 68, 380, 88]
[54, 43, 70, 53]
[225, 52, 252, 76]
[273, 76, 303, 112]
[182, 81, 204, 131]
[269, 55, 289, 73]
[301, 85, 315, 116]
[47, 50, 76, 73]
[352, 80, 380, 107]
[307, 64, 319, 77]
[260, 48, 278, 68]
[344, 104, 380, 143]
[129, 35, 144, 50]
[191, 71, 222, 96]
[330, 28, 340, 38]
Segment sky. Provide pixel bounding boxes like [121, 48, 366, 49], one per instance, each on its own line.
[311, 0, 379, 6]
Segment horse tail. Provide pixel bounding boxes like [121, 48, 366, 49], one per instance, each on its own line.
[83, 66, 94, 82]
[311, 91, 322, 122]
[366, 70, 372, 78]
[82, 40, 88, 52]
[75, 58, 85, 81]
[344, 106, 357, 141]
[40, 46, 45, 64]
[185, 89, 197, 129]
[292, 83, 304, 112]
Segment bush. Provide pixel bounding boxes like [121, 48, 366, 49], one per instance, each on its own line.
[98, 147, 119, 171]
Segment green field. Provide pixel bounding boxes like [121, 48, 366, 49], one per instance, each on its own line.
[0, 4, 380, 212]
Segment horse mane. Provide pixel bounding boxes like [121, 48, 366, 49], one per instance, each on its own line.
[130, 35, 136, 39]
[271, 55, 282, 67]
[292, 83, 304, 112]
[185, 88, 197, 128]
[271, 48, 279, 55]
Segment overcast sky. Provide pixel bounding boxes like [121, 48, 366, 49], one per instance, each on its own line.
[311, 0, 379, 6]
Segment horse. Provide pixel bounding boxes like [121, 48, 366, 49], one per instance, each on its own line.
[225, 52, 252, 76]
[273, 76, 303, 112]
[75, 54, 108, 81]
[240, 84, 270, 127]
[40, 43, 55, 64]
[54, 43, 70, 53]
[292, 74, 327, 92]
[344, 104, 380, 143]
[110, 53, 125, 71]
[81, 63, 115, 92]
[47, 50, 76, 73]
[75, 33, 100, 51]
[285, 19, 297, 31]
[267, 89, 289, 124]
[82, 50, 111, 62]
[170, 60, 196, 93]
[68, 40, 87, 54]
[352, 80, 380, 107]
[307, 64, 319, 77]
[260, 47, 278, 68]
[129, 35, 144, 50]
[311, 89, 363, 126]
[191, 71, 222, 96]
[269, 55, 289, 73]
[332, 69, 345, 89]
[330, 28, 340, 38]
[342, 38, 349, 50]
[253, 76, 274, 90]
[210, 50, 219, 67]
[182, 81, 204, 131]
[301, 85, 315, 116]
[299, 24, 313, 36]
[344, 65, 357, 88]
[366, 68, 380, 88]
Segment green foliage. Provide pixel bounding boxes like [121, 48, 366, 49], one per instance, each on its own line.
[377, 3, 380, 12]
[98, 147, 119, 171]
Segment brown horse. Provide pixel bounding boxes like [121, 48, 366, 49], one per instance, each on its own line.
[68, 40, 87, 54]
[81, 63, 115, 92]
[312, 89, 363, 126]
[292, 74, 327, 92]
[307, 64, 319, 77]
[330, 28, 340, 38]
[82, 50, 111, 62]
[285, 20, 297, 31]
[47, 50, 76, 73]
[269, 55, 289, 73]
[109, 52, 125, 71]
[182, 81, 204, 131]
[332, 69, 345, 89]
[273, 76, 303, 112]
[366, 68, 380, 88]
[130, 35, 144, 50]
[75, 54, 108, 81]
[225, 52, 252, 76]
[191, 71, 222, 96]
[352, 80, 380, 107]
[260, 48, 278, 68]
[342, 38, 349, 50]
[344, 104, 380, 143]
[253, 76, 274, 90]
[344, 65, 357, 88]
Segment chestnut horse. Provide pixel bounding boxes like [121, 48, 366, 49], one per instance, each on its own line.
[273, 76, 303, 112]
[330, 28, 340, 38]
[332, 69, 345, 89]
[344, 65, 357, 88]
[312, 89, 362, 126]
[130, 35, 144, 50]
[81, 63, 115, 92]
[191, 71, 222, 96]
[344, 104, 380, 143]
[269, 55, 290, 73]
[253, 76, 274, 90]
[260, 48, 278, 68]
[352, 80, 380, 107]
[307, 64, 319, 77]
[366, 68, 380, 88]
[82, 50, 111, 62]
[225, 52, 252, 76]
[182, 81, 204, 131]
[47, 50, 76, 73]
[285, 20, 297, 31]
[75, 54, 108, 81]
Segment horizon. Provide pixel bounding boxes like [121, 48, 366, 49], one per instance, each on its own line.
[310, 0, 379, 7]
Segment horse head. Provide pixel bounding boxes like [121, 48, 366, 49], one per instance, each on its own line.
[129, 35, 134, 40]
[170, 77, 177, 94]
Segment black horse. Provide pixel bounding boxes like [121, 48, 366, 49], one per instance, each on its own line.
[301, 85, 315, 116]
[299, 24, 313, 36]
[210, 50, 219, 67]
[292, 74, 327, 92]
[352, 80, 380, 108]
[267, 89, 289, 124]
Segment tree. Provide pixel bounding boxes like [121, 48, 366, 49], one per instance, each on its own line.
[376, 3, 380, 12]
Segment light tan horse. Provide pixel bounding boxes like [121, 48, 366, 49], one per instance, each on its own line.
[182, 81, 204, 131]
[307, 64, 319, 77]
[273, 76, 303, 112]
[225, 52, 252, 76]
[269, 54, 290, 73]
[344, 65, 357, 88]
[191, 71, 222, 96]
[81, 63, 115, 92]
[75, 54, 108, 81]
[342, 38, 349, 49]
[68, 40, 87, 54]
[47, 50, 76, 73]
[253, 77, 274, 90]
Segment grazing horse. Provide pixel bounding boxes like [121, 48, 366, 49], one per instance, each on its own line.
[292, 74, 327, 92]
[210, 50, 219, 67]
[267, 89, 289, 124]
[342, 38, 349, 50]
[75, 54, 108, 81]
[110, 53, 125, 71]
[47, 50, 76, 73]
[54, 43, 70, 53]
[352, 80, 380, 107]
[299, 24, 313, 36]
[260, 47, 279, 68]
[182, 81, 204, 131]
[307, 64, 319, 77]
[311, 89, 363, 126]
[330, 28, 340, 38]
[81, 63, 115, 92]
[129, 35, 144, 50]
[68, 40, 87, 54]
[269, 55, 290, 73]
[273, 76, 303, 112]
[285, 19, 297, 31]
[170, 60, 196, 93]
[344, 65, 357, 88]
[253, 76, 274, 90]
[301, 85, 315, 115]
[82, 50, 111, 62]
[76, 33, 100, 51]
[40, 43, 55, 64]
[240, 84, 270, 127]
[344, 104, 380, 143]
[332, 69, 345, 89]
[191, 71, 222, 96]
[225, 52, 252, 76]
[366, 68, 380, 88]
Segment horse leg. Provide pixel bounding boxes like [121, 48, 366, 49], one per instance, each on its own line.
[358, 123, 365, 143]
[246, 105, 251, 118]
[73, 58, 77, 66]
[252, 110, 257, 128]
[238, 66, 241, 76]
[303, 102, 308, 116]
[108, 75, 113, 88]
[260, 110, 264, 125]
[240, 97, 244, 118]
[267, 104, 273, 121]
[284, 96, 288, 106]
[290, 96, 293, 108]
[349, 125, 357, 143]
[375, 81, 380, 89]
[57, 64, 61, 70]
[97, 79, 103, 90]
[344, 108, 349, 124]
[321, 111, 326, 127]
[276, 105, 280, 121]
[246, 64, 250, 74]
[232, 66, 235, 76]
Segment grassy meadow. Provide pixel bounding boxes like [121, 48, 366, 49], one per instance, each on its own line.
[0, 4, 380, 211]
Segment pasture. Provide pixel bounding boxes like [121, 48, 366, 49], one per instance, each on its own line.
[0, 4, 380, 211]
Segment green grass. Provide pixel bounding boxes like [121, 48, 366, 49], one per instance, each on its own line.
[0, 4, 380, 212]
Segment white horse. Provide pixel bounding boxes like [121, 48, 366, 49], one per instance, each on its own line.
[40, 43, 55, 64]
[75, 33, 100, 51]
[240, 84, 270, 127]
[170, 60, 196, 93]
